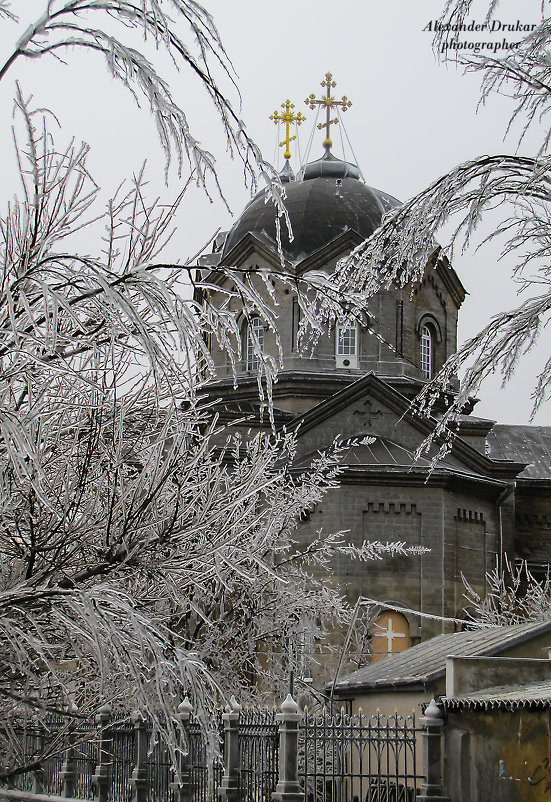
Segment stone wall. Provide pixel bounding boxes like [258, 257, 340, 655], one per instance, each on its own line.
[445, 707, 550, 801]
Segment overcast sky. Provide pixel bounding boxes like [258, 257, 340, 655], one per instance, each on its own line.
[0, 0, 548, 425]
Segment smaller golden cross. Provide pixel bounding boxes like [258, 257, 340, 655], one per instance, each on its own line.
[270, 99, 306, 160]
[305, 72, 352, 150]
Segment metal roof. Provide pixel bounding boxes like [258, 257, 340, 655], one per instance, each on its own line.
[334, 620, 551, 692]
[295, 434, 458, 471]
[445, 680, 551, 710]
[487, 425, 551, 480]
[221, 155, 401, 266]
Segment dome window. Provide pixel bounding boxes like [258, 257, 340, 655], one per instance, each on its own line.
[336, 322, 359, 369]
[246, 315, 264, 371]
[420, 324, 434, 379]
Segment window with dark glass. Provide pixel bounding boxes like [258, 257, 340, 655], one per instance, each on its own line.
[246, 315, 263, 371]
[336, 323, 357, 356]
[420, 324, 433, 379]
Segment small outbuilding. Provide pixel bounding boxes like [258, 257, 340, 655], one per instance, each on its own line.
[331, 619, 551, 719]
[443, 654, 551, 801]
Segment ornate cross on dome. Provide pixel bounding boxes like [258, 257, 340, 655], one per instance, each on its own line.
[270, 99, 306, 161]
[305, 72, 352, 151]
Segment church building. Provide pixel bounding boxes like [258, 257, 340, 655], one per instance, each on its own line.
[194, 76, 551, 686]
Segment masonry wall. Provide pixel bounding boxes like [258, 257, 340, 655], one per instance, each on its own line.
[204, 248, 460, 388]
[442, 490, 503, 622]
[347, 689, 434, 720]
[295, 475, 506, 689]
[444, 707, 551, 802]
[515, 483, 551, 571]
[295, 483, 438, 636]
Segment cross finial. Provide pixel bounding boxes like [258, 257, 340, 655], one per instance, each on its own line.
[305, 72, 352, 151]
[270, 99, 306, 161]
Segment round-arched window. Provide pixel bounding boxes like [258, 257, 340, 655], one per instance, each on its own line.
[371, 611, 411, 663]
[420, 324, 434, 379]
[246, 315, 264, 371]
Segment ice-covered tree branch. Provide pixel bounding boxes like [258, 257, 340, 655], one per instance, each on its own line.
[0, 83, 429, 777]
[0, 0, 282, 202]
[333, 1, 551, 455]
[462, 555, 551, 625]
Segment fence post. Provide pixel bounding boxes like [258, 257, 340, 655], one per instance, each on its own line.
[60, 737, 76, 798]
[92, 703, 112, 802]
[130, 710, 149, 802]
[31, 733, 44, 795]
[272, 694, 304, 802]
[61, 703, 79, 798]
[218, 696, 241, 802]
[416, 699, 450, 802]
[170, 698, 192, 802]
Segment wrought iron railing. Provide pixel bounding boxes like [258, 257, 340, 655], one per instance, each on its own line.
[6, 701, 425, 802]
[299, 709, 423, 802]
[238, 707, 279, 802]
[186, 713, 223, 802]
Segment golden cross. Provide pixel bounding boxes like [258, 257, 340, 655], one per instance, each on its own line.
[305, 72, 352, 150]
[270, 99, 306, 160]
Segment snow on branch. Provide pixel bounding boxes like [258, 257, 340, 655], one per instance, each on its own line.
[0, 1, 283, 209]
[334, 149, 551, 463]
[462, 555, 551, 626]
[0, 97, 426, 758]
[338, 540, 430, 561]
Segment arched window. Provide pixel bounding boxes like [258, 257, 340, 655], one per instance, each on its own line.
[420, 324, 434, 379]
[371, 611, 411, 663]
[246, 315, 264, 371]
[336, 322, 359, 368]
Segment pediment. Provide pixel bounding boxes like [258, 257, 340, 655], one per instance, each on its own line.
[219, 228, 366, 276]
[294, 229, 366, 274]
[288, 373, 524, 482]
[218, 231, 293, 273]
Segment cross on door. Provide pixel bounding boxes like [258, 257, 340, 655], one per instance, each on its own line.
[374, 615, 407, 655]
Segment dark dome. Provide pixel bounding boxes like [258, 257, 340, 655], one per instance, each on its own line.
[221, 152, 401, 266]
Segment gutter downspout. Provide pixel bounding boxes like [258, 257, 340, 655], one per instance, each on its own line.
[496, 483, 515, 576]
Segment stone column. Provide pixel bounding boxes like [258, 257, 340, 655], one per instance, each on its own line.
[31, 733, 45, 795]
[92, 703, 112, 802]
[218, 696, 241, 802]
[171, 697, 192, 802]
[61, 703, 79, 798]
[130, 710, 149, 802]
[272, 694, 304, 802]
[417, 699, 450, 802]
[60, 739, 76, 798]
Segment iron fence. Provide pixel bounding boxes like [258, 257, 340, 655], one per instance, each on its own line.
[300, 709, 423, 802]
[185, 713, 223, 802]
[6, 702, 425, 802]
[238, 707, 279, 802]
[11, 718, 170, 802]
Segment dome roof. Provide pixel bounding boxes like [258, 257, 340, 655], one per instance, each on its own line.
[221, 152, 401, 266]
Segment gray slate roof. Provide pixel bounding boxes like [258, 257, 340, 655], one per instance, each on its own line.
[487, 425, 551, 480]
[334, 620, 551, 692]
[445, 680, 551, 710]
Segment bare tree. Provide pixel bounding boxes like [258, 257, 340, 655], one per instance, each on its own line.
[0, 4, 428, 781]
[0, 0, 280, 195]
[462, 556, 551, 625]
[333, 0, 551, 462]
